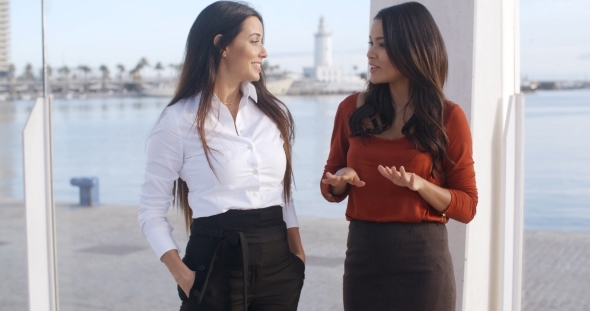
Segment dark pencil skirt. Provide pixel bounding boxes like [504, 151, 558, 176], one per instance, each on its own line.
[178, 206, 304, 311]
[343, 220, 456, 311]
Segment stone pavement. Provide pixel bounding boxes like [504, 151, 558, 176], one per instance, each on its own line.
[1, 198, 589, 311]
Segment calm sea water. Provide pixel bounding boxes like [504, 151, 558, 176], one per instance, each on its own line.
[1, 90, 589, 230]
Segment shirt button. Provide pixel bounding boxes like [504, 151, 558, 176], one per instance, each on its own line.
[240, 130, 244, 134]
[253, 169, 258, 174]
[252, 192, 258, 197]
[247, 145, 252, 150]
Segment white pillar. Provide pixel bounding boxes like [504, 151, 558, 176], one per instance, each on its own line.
[369, 1, 521, 310]
[23, 97, 58, 311]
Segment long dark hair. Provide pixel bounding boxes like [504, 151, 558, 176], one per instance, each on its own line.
[168, 1, 295, 231]
[350, 2, 450, 177]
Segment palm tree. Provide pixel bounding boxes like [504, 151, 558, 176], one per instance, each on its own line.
[24, 63, 34, 80]
[116, 64, 125, 94]
[99, 65, 110, 92]
[169, 63, 181, 77]
[116, 64, 125, 79]
[77, 65, 92, 92]
[58, 66, 71, 79]
[8, 64, 15, 80]
[77, 65, 91, 80]
[130, 57, 149, 81]
[154, 62, 164, 79]
[58, 66, 71, 95]
[8, 64, 16, 98]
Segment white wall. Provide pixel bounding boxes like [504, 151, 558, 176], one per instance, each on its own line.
[369, 1, 520, 310]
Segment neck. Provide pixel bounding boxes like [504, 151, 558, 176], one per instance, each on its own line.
[388, 78, 411, 110]
[214, 70, 242, 104]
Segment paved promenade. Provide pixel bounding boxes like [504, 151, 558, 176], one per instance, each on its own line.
[1, 198, 589, 311]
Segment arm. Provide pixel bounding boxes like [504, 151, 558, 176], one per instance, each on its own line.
[282, 187, 305, 262]
[162, 250, 195, 296]
[377, 165, 450, 212]
[320, 96, 356, 202]
[287, 228, 305, 263]
[377, 104, 478, 223]
[138, 107, 194, 295]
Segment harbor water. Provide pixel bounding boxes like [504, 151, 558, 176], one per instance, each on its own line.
[1, 89, 589, 230]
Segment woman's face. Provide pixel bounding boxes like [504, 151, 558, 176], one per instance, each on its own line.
[222, 16, 268, 82]
[367, 19, 406, 85]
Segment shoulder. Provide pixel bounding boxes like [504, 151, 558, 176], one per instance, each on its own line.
[444, 101, 468, 124]
[443, 101, 472, 136]
[337, 92, 362, 115]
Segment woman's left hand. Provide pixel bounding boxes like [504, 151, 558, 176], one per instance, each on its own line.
[378, 165, 423, 191]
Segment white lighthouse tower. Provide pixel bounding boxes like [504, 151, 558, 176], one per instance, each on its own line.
[304, 17, 341, 82]
[314, 17, 332, 67]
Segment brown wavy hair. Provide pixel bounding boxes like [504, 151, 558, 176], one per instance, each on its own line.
[349, 2, 451, 177]
[168, 1, 294, 231]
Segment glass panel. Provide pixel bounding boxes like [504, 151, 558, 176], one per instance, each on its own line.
[523, 89, 590, 309]
[0, 99, 32, 311]
[50, 97, 190, 310]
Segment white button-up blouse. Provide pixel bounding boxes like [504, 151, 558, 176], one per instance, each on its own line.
[138, 83, 298, 259]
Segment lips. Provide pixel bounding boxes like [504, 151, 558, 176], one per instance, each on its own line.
[369, 65, 380, 73]
[252, 62, 262, 71]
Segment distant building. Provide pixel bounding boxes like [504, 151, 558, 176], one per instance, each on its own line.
[303, 17, 342, 82]
[290, 17, 366, 95]
[0, 0, 9, 77]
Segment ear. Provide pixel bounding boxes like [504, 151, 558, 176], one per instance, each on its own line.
[213, 34, 226, 57]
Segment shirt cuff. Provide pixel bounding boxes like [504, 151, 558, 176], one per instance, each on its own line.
[282, 199, 299, 228]
[320, 182, 349, 202]
[145, 226, 180, 260]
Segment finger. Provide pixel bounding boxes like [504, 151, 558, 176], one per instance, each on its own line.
[385, 166, 395, 177]
[378, 165, 391, 178]
[389, 166, 402, 179]
[399, 166, 409, 181]
[352, 176, 366, 187]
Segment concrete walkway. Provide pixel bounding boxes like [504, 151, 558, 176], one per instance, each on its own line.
[1, 198, 588, 311]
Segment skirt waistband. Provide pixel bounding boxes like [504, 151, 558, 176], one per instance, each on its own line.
[191, 205, 284, 233]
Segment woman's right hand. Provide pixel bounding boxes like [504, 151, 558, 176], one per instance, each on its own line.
[161, 249, 196, 297]
[177, 269, 196, 297]
[322, 167, 365, 195]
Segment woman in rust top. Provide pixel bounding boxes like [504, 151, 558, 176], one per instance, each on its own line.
[320, 2, 477, 311]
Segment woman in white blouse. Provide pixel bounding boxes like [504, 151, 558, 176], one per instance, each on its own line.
[138, 2, 305, 310]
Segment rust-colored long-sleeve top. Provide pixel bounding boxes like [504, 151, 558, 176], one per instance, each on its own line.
[321, 93, 478, 224]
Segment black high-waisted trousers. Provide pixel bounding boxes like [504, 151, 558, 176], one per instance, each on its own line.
[343, 220, 456, 311]
[178, 206, 305, 311]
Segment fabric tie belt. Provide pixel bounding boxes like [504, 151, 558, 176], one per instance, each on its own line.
[190, 224, 287, 310]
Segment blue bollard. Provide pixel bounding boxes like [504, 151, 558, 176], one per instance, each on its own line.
[70, 177, 99, 206]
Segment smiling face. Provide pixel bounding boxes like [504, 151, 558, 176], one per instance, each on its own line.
[221, 16, 267, 82]
[367, 19, 407, 85]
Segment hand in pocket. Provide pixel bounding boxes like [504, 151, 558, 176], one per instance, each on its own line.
[178, 270, 196, 297]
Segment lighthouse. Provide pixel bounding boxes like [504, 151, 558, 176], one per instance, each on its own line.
[314, 17, 332, 67]
[304, 17, 342, 83]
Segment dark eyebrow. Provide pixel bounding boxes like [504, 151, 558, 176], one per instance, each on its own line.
[368, 36, 384, 40]
[249, 33, 262, 38]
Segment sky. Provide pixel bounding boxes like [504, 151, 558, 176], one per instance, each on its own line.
[9, 0, 590, 80]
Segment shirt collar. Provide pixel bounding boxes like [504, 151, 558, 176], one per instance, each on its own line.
[210, 82, 258, 108]
[242, 82, 258, 103]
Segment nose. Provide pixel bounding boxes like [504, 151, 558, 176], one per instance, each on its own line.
[367, 46, 376, 59]
[260, 44, 268, 59]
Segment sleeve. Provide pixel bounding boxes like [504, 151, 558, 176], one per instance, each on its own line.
[320, 96, 353, 203]
[282, 190, 299, 228]
[138, 107, 184, 260]
[441, 104, 478, 223]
